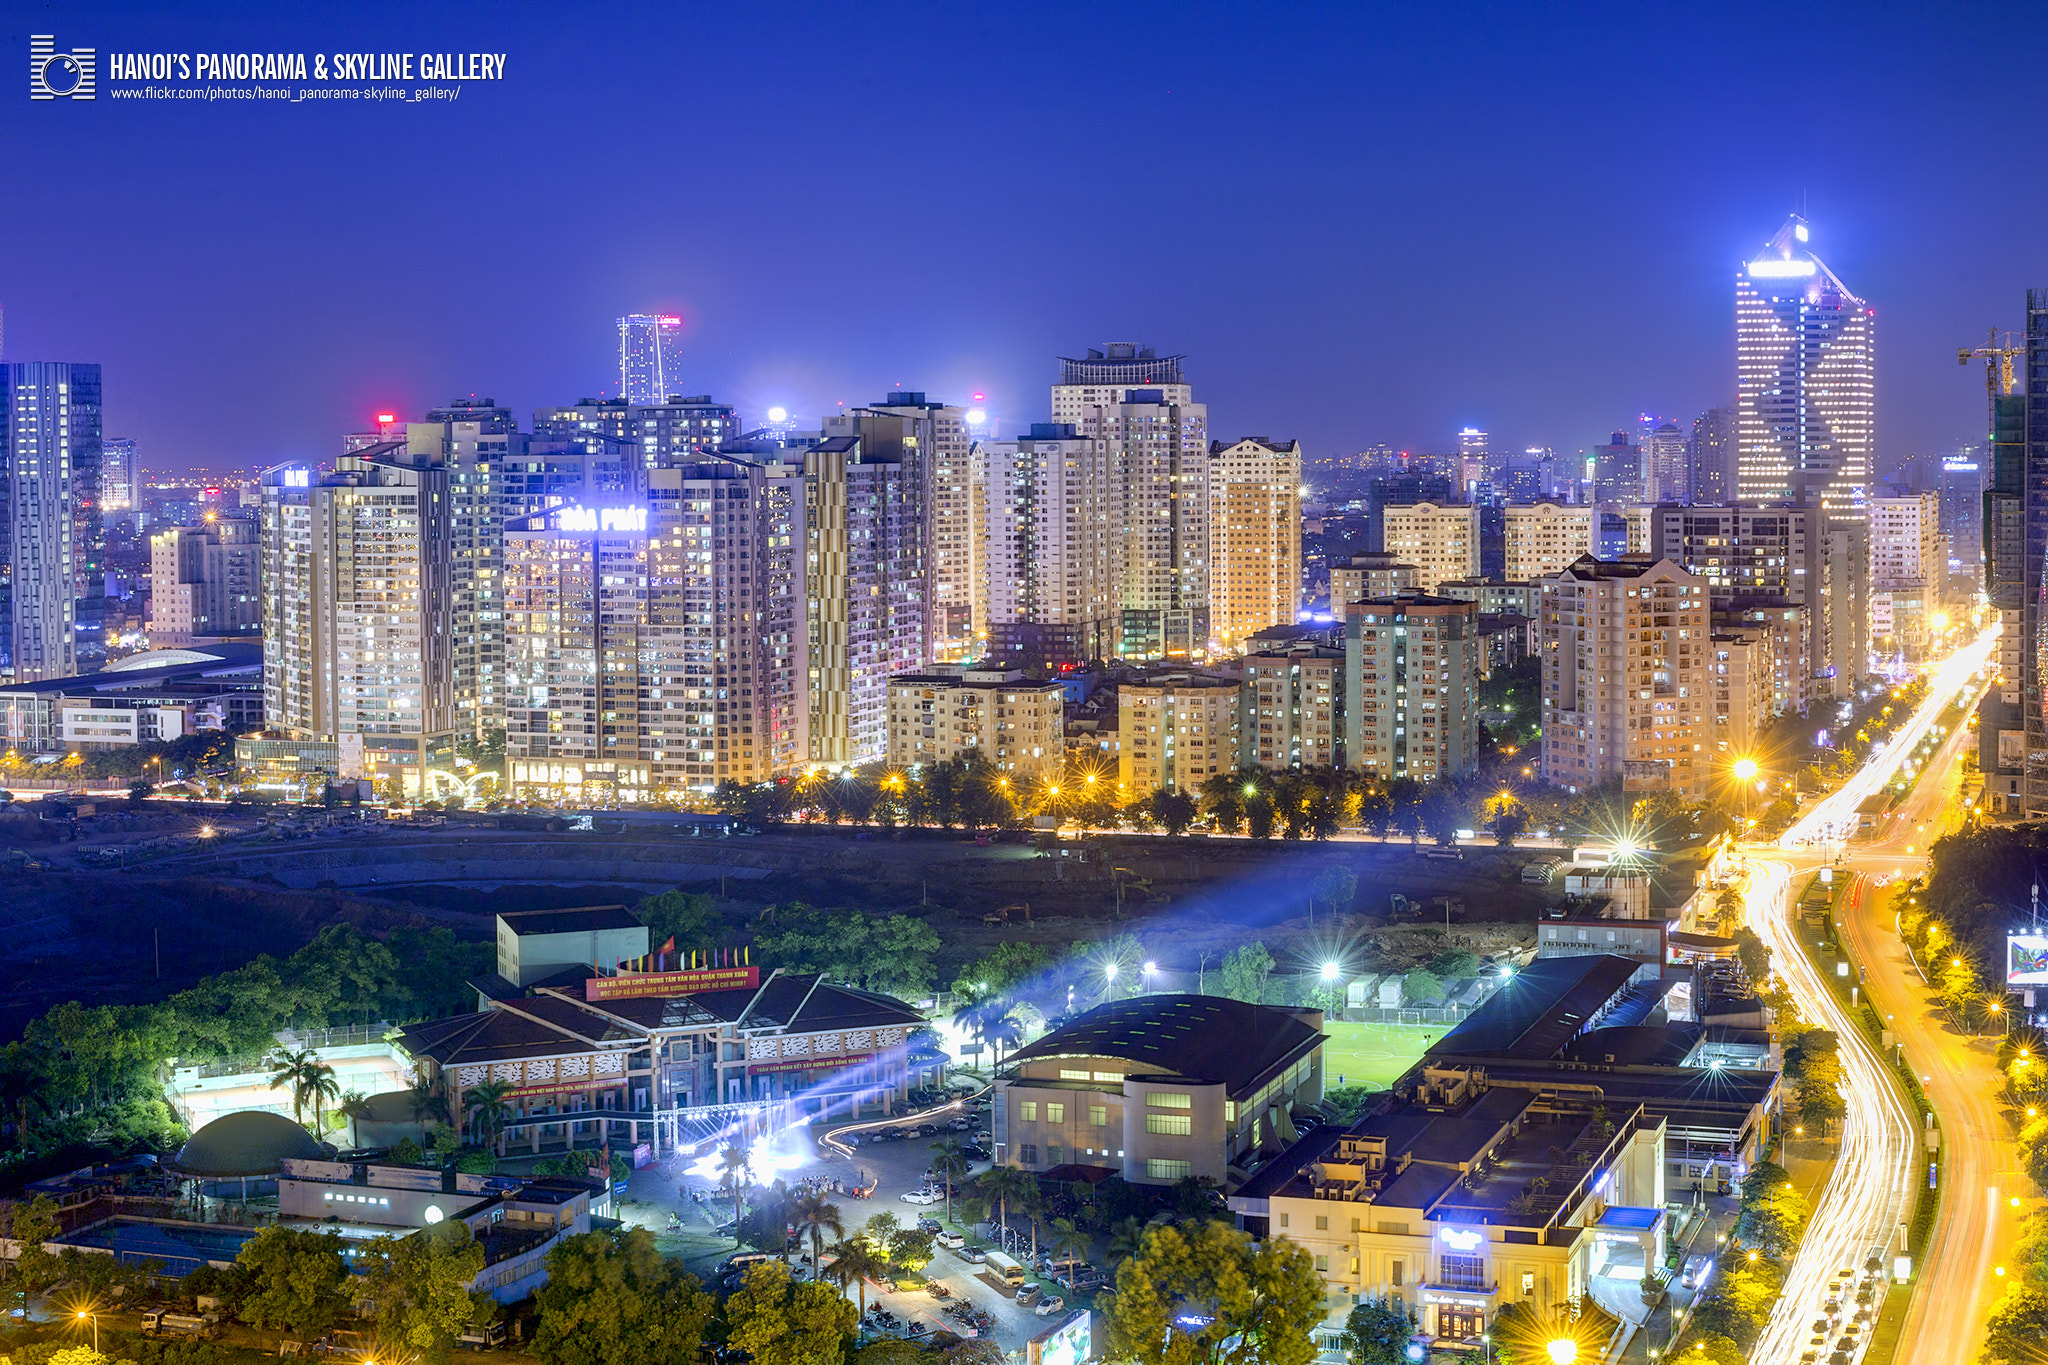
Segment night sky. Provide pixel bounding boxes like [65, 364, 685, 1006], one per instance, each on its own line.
[3, 1, 2043, 472]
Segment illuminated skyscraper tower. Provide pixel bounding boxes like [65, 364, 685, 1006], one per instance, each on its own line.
[1735, 217, 1874, 514]
[616, 313, 683, 405]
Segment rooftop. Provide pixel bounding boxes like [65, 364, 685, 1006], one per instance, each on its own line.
[1426, 954, 1642, 1061]
[1003, 994, 1322, 1096]
[497, 906, 642, 937]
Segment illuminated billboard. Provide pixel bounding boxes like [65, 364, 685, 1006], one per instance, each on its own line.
[1029, 1312, 1090, 1365]
[2007, 934, 2048, 986]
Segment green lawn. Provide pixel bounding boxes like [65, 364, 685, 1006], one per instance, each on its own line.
[1321, 1020, 1438, 1092]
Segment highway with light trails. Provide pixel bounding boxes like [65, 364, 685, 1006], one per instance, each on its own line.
[1742, 631, 1998, 1364]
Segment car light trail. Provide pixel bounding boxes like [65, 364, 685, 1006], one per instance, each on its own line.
[1743, 632, 1996, 1363]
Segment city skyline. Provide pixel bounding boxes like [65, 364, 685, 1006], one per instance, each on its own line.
[3, 3, 2045, 470]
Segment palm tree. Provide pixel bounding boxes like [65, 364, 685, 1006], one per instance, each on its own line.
[267, 1048, 339, 1137]
[792, 1190, 843, 1269]
[464, 1079, 514, 1155]
[1105, 1216, 1146, 1266]
[985, 1013, 1027, 1068]
[974, 1165, 1035, 1249]
[823, 1237, 888, 1320]
[1048, 1217, 1090, 1287]
[406, 1066, 450, 1126]
[336, 1090, 374, 1149]
[718, 1142, 753, 1244]
[928, 1137, 970, 1225]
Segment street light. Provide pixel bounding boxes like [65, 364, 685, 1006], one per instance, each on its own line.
[1547, 1340, 1578, 1365]
[1142, 961, 1157, 994]
[76, 1309, 97, 1354]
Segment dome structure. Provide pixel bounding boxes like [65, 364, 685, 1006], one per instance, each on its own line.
[176, 1109, 326, 1176]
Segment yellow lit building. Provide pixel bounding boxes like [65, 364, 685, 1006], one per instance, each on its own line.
[884, 669, 1064, 777]
[1206, 438, 1302, 655]
[1117, 672, 1241, 794]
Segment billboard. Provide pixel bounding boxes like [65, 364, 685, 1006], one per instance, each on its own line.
[2007, 934, 2048, 986]
[1028, 1312, 1090, 1365]
[585, 965, 760, 1001]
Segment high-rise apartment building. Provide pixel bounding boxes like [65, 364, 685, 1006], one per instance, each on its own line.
[1646, 504, 1837, 695]
[2005, 292, 2048, 812]
[101, 437, 138, 514]
[795, 434, 928, 766]
[1328, 552, 1420, 610]
[0, 361, 100, 680]
[1868, 493, 1943, 592]
[884, 669, 1063, 777]
[827, 393, 973, 659]
[1593, 431, 1639, 504]
[1538, 557, 1710, 800]
[1053, 346, 1210, 658]
[1503, 502, 1593, 582]
[1735, 216, 1874, 518]
[149, 518, 260, 644]
[1242, 640, 1345, 771]
[259, 445, 457, 794]
[616, 314, 683, 406]
[1644, 420, 1687, 503]
[1707, 629, 1775, 759]
[1380, 501, 1478, 593]
[501, 460, 806, 801]
[1687, 407, 1736, 505]
[1206, 438, 1302, 654]
[534, 395, 738, 468]
[1117, 671, 1240, 793]
[1343, 595, 1481, 782]
[1938, 450, 1984, 573]
[980, 423, 1119, 672]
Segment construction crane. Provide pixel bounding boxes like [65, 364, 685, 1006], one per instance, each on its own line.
[1959, 328, 2023, 396]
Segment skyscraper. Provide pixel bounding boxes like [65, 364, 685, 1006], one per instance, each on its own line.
[534, 394, 738, 466]
[616, 314, 682, 406]
[1053, 345, 1210, 658]
[980, 422, 1120, 672]
[101, 437, 138, 514]
[1687, 407, 1736, 505]
[1592, 430, 1639, 504]
[259, 445, 458, 794]
[149, 518, 260, 644]
[0, 361, 99, 680]
[1643, 419, 1687, 502]
[409, 399, 521, 744]
[1206, 438, 1302, 654]
[1735, 216, 1874, 515]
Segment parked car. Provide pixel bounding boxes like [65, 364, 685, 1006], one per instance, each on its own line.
[1015, 1284, 1041, 1305]
[960, 1145, 990, 1162]
[900, 1189, 940, 1205]
[916, 1217, 942, 1233]
[961, 1246, 988, 1263]
[937, 1231, 965, 1250]
[1036, 1295, 1066, 1316]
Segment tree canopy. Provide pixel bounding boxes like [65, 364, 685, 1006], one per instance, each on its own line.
[1098, 1220, 1323, 1365]
[530, 1229, 716, 1365]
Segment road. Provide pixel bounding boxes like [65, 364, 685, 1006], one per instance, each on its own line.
[1742, 632, 1998, 1364]
[1830, 661, 2020, 1365]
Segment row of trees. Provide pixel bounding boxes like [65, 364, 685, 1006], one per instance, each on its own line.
[1671, 1159, 1812, 1358]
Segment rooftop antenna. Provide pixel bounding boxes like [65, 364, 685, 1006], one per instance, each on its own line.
[2034, 881, 2040, 933]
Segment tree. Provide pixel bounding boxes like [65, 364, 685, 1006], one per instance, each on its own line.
[792, 1189, 844, 1269]
[464, 1079, 514, 1153]
[1047, 1217, 1090, 1287]
[1150, 788, 1199, 836]
[5, 1196, 62, 1306]
[1338, 1295, 1417, 1365]
[1425, 948, 1480, 980]
[1984, 1284, 2048, 1365]
[951, 941, 1055, 1005]
[1732, 928, 1771, 984]
[1730, 1161, 1808, 1259]
[267, 1048, 340, 1135]
[633, 889, 719, 956]
[822, 1236, 889, 1319]
[1795, 1051, 1847, 1136]
[235, 1227, 352, 1338]
[1098, 1220, 1323, 1365]
[928, 1137, 970, 1224]
[1199, 773, 1247, 835]
[726, 1260, 858, 1365]
[1214, 942, 1275, 1004]
[1419, 787, 1468, 845]
[336, 1090, 374, 1149]
[1310, 865, 1359, 922]
[719, 1142, 754, 1243]
[1401, 969, 1445, 1005]
[357, 1223, 488, 1357]
[887, 1226, 936, 1275]
[530, 1229, 716, 1365]
[974, 1165, 1036, 1247]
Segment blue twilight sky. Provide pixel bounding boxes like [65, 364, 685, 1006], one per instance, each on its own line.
[0, 0, 2041, 473]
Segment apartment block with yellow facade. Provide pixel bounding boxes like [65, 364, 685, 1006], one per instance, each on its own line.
[884, 668, 1064, 778]
[1117, 671, 1241, 794]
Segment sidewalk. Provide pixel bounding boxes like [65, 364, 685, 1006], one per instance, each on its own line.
[1613, 1186, 1741, 1362]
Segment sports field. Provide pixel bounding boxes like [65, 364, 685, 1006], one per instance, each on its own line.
[1320, 1020, 1439, 1092]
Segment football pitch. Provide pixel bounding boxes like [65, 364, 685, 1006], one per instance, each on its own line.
[1320, 1020, 1439, 1092]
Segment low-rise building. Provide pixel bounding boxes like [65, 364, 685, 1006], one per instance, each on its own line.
[993, 995, 1324, 1186]
[0, 643, 262, 755]
[885, 669, 1064, 777]
[1118, 672, 1242, 793]
[1228, 1081, 1666, 1352]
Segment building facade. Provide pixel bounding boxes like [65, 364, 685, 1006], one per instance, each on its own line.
[1242, 642, 1345, 771]
[101, 436, 138, 515]
[149, 519, 260, 644]
[1687, 406, 1736, 505]
[979, 424, 1119, 671]
[884, 669, 1063, 777]
[828, 394, 973, 660]
[534, 395, 738, 469]
[1646, 504, 1838, 697]
[1206, 438, 1302, 655]
[0, 361, 99, 680]
[1343, 595, 1481, 782]
[1538, 557, 1711, 799]
[616, 314, 683, 407]
[1328, 553, 1420, 612]
[1117, 672, 1241, 794]
[1380, 502, 1478, 594]
[259, 447, 459, 793]
[1503, 502, 1593, 583]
